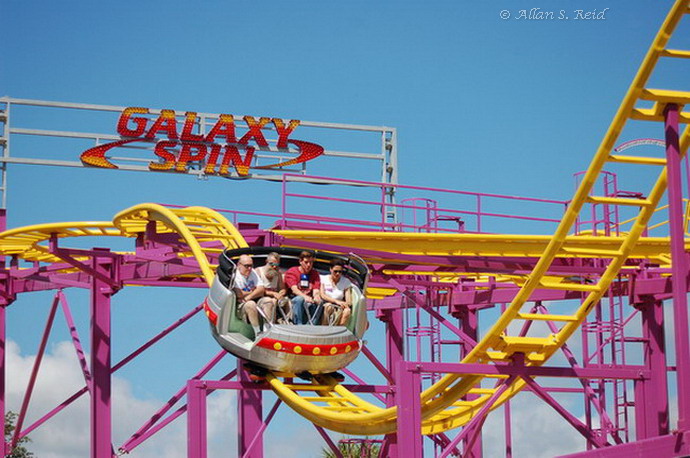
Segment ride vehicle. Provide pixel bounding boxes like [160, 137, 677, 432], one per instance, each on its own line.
[203, 247, 369, 376]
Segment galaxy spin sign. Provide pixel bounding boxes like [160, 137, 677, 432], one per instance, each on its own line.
[80, 107, 325, 177]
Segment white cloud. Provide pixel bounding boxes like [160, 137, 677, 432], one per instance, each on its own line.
[482, 393, 585, 458]
[6, 337, 591, 457]
[6, 339, 344, 457]
[5, 339, 239, 458]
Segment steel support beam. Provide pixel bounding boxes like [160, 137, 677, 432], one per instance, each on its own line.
[187, 380, 207, 458]
[0, 303, 5, 457]
[664, 103, 690, 431]
[381, 307, 404, 458]
[460, 306, 483, 458]
[0, 208, 6, 457]
[636, 298, 669, 439]
[90, 254, 114, 458]
[237, 362, 264, 458]
[396, 361, 422, 457]
[560, 430, 690, 458]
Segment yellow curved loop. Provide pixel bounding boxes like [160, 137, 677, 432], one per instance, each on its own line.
[0, 222, 121, 264]
[113, 203, 248, 286]
[182, 206, 248, 250]
[0, 204, 249, 283]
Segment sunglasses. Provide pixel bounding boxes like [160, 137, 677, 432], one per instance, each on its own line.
[332, 269, 344, 273]
[240, 263, 254, 268]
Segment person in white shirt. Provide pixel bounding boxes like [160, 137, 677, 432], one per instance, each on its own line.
[320, 258, 352, 326]
[233, 254, 274, 335]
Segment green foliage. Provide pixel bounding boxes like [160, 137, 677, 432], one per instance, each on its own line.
[4, 412, 34, 458]
[321, 438, 381, 458]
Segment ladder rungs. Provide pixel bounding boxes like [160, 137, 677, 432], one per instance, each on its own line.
[485, 351, 546, 363]
[283, 384, 334, 391]
[467, 388, 496, 395]
[517, 312, 579, 322]
[322, 406, 367, 412]
[301, 396, 347, 403]
[661, 49, 690, 59]
[631, 107, 690, 123]
[452, 400, 479, 406]
[560, 246, 623, 257]
[586, 196, 652, 207]
[641, 88, 690, 104]
[483, 373, 510, 379]
[608, 154, 666, 166]
[539, 280, 601, 292]
[495, 335, 559, 352]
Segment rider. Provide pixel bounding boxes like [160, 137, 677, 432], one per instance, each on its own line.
[233, 254, 274, 335]
[284, 250, 323, 325]
[255, 252, 290, 323]
[320, 258, 352, 326]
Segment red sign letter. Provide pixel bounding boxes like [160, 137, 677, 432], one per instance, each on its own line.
[219, 146, 255, 176]
[205, 114, 237, 144]
[176, 143, 207, 172]
[117, 107, 150, 137]
[181, 112, 204, 142]
[146, 110, 179, 140]
[149, 140, 177, 171]
[272, 118, 300, 148]
[204, 144, 223, 175]
[238, 116, 270, 146]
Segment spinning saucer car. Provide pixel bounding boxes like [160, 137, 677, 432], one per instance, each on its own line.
[203, 247, 369, 375]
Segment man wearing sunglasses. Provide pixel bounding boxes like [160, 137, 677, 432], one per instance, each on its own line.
[320, 258, 352, 326]
[284, 250, 323, 325]
[233, 254, 274, 336]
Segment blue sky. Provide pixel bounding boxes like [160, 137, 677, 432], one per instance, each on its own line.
[1, 1, 682, 456]
[1, 0, 672, 201]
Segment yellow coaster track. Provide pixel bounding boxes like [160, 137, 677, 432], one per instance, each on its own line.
[272, 231, 688, 266]
[1, 0, 688, 438]
[0, 222, 121, 264]
[113, 203, 248, 285]
[0, 204, 247, 281]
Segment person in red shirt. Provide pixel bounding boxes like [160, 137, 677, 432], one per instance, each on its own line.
[284, 250, 323, 324]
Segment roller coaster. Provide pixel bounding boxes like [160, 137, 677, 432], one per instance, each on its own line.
[2, 1, 690, 456]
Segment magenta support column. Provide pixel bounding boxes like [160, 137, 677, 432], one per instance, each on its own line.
[461, 306, 483, 458]
[503, 397, 512, 458]
[187, 380, 208, 458]
[381, 307, 404, 458]
[664, 103, 690, 431]
[636, 298, 669, 439]
[237, 361, 263, 458]
[396, 361, 422, 457]
[0, 207, 6, 457]
[90, 255, 115, 458]
[0, 302, 6, 457]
